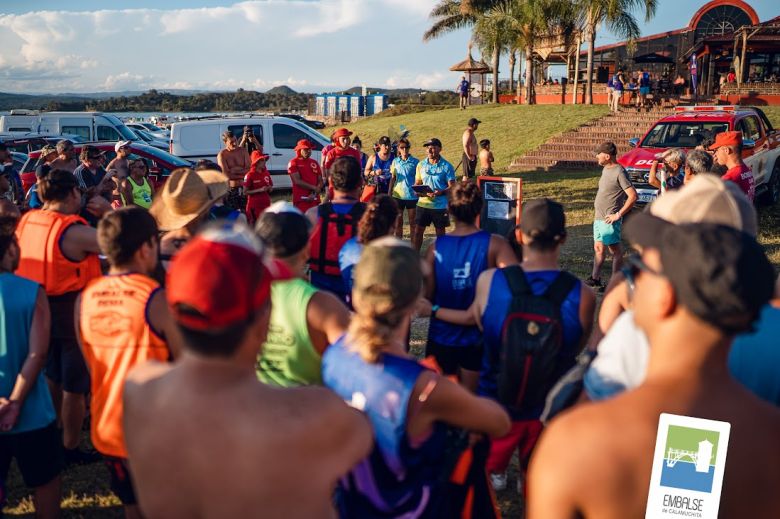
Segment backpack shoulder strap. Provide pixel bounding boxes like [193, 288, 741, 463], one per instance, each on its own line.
[502, 265, 532, 297]
[542, 272, 579, 307]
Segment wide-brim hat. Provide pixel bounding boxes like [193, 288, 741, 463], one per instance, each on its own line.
[251, 150, 270, 163]
[150, 167, 229, 232]
[294, 139, 314, 151]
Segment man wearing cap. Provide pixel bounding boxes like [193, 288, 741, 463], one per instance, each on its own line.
[587, 142, 636, 291]
[364, 136, 395, 196]
[106, 141, 132, 179]
[462, 118, 480, 180]
[49, 140, 78, 174]
[323, 128, 362, 200]
[529, 223, 780, 519]
[412, 138, 456, 252]
[255, 202, 350, 387]
[76, 208, 181, 518]
[123, 224, 372, 518]
[150, 167, 230, 266]
[27, 145, 59, 209]
[711, 130, 755, 201]
[287, 139, 323, 213]
[243, 150, 273, 226]
[582, 175, 765, 403]
[433, 198, 595, 494]
[217, 130, 251, 211]
[74, 146, 116, 225]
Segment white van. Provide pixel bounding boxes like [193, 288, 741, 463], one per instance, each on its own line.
[170, 116, 329, 188]
[0, 111, 139, 143]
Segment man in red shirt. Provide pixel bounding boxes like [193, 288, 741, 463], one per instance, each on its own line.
[323, 128, 362, 200]
[288, 139, 323, 213]
[243, 151, 273, 226]
[711, 130, 755, 201]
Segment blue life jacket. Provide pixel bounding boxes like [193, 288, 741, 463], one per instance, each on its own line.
[428, 231, 490, 348]
[480, 269, 583, 419]
[322, 336, 447, 518]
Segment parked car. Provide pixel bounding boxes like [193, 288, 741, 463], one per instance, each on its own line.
[131, 128, 169, 150]
[169, 116, 329, 188]
[19, 142, 192, 193]
[0, 134, 85, 155]
[0, 112, 139, 144]
[277, 113, 326, 130]
[620, 105, 780, 205]
[9, 152, 28, 173]
[126, 122, 170, 139]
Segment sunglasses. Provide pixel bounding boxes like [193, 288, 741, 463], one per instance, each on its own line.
[621, 255, 664, 300]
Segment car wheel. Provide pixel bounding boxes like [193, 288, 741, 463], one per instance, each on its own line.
[758, 162, 780, 206]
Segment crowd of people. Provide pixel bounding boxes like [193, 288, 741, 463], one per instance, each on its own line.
[0, 111, 778, 519]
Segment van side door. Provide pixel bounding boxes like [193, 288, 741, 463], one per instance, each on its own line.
[269, 120, 324, 175]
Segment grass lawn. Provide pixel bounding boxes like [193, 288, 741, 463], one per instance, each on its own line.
[4, 104, 779, 518]
[324, 104, 609, 172]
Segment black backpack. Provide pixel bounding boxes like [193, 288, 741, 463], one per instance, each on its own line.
[496, 266, 578, 414]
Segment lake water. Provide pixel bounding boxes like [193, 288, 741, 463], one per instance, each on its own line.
[661, 460, 715, 493]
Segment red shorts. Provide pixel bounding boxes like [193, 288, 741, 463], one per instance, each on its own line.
[294, 198, 319, 214]
[486, 419, 543, 474]
[245, 200, 270, 225]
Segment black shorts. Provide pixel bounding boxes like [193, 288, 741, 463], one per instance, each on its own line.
[225, 187, 246, 212]
[394, 198, 418, 210]
[47, 294, 90, 394]
[462, 153, 478, 179]
[415, 207, 449, 229]
[426, 340, 483, 375]
[0, 422, 62, 494]
[104, 456, 138, 505]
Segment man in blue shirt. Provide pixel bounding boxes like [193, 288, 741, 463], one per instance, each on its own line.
[0, 221, 62, 517]
[412, 138, 456, 252]
[457, 76, 470, 109]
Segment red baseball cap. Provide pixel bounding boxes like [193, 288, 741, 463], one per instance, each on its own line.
[166, 224, 287, 331]
[709, 131, 742, 150]
[294, 139, 314, 151]
[250, 150, 270, 163]
[332, 128, 353, 139]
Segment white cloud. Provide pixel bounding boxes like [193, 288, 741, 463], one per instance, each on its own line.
[0, 1, 469, 93]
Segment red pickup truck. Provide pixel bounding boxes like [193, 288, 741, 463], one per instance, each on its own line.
[618, 106, 780, 205]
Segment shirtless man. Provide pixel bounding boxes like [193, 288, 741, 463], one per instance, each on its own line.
[49, 140, 78, 173]
[461, 118, 479, 180]
[123, 224, 372, 519]
[217, 130, 251, 210]
[528, 223, 780, 519]
[106, 141, 132, 178]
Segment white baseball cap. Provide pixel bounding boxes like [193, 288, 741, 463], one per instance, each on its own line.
[115, 140, 132, 152]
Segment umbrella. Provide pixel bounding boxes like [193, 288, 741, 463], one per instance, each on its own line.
[633, 52, 674, 64]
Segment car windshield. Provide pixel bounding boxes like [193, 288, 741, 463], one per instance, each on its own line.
[133, 145, 191, 167]
[641, 122, 729, 149]
[104, 115, 141, 141]
[141, 123, 164, 132]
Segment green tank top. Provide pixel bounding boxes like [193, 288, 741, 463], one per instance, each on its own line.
[129, 176, 152, 209]
[256, 278, 321, 387]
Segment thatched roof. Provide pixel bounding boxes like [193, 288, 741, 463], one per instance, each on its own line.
[450, 54, 491, 73]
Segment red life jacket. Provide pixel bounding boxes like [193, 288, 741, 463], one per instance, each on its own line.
[308, 202, 366, 276]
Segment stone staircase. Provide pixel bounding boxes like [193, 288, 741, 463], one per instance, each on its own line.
[509, 106, 677, 171]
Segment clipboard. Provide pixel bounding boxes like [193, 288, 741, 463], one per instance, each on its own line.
[411, 185, 433, 194]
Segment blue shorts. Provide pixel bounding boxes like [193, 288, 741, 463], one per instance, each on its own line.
[593, 219, 622, 246]
[639, 86, 650, 96]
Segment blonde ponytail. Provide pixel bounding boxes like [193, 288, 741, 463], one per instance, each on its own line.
[347, 305, 408, 363]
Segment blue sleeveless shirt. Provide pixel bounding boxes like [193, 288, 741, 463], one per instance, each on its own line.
[322, 336, 447, 518]
[0, 274, 56, 434]
[371, 153, 395, 195]
[479, 269, 583, 419]
[428, 231, 490, 347]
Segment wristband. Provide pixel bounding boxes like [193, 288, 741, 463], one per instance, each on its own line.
[431, 304, 440, 318]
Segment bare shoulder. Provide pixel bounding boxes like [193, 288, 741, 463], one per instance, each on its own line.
[125, 360, 172, 390]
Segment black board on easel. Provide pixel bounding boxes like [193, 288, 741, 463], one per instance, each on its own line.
[476, 176, 522, 238]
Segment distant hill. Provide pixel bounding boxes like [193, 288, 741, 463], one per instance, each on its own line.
[0, 92, 93, 111]
[266, 85, 298, 96]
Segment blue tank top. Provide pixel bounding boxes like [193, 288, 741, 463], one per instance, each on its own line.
[0, 274, 56, 434]
[338, 237, 363, 296]
[428, 231, 490, 347]
[479, 269, 583, 419]
[728, 305, 780, 406]
[371, 153, 395, 195]
[322, 336, 447, 518]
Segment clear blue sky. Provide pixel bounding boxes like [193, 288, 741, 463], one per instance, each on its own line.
[0, 1, 777, 93]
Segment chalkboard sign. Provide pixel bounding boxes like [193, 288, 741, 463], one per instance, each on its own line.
[476, 176, 522, 238]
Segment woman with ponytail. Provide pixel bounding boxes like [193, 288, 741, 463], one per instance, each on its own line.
[338, 194, 399, 303]
[322, 238, 510, 518]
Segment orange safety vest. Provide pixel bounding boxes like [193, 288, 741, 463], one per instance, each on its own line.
[15, 210, 102, 296]
[79, 273, 170, 458]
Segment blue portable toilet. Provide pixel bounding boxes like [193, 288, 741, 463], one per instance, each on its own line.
[350, 95, 365, 117]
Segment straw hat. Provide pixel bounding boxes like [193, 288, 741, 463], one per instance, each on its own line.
[150, 167, 229, 231]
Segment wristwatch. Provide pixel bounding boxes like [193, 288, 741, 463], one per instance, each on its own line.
[431, 304, 440, 318]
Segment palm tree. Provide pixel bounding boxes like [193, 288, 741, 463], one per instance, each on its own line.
[472, 4, 518, 103]
[579, 0, 657, 104]
[508, 48, 517, 93]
